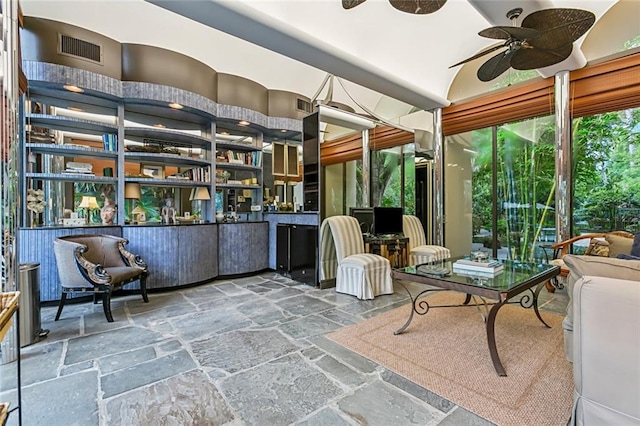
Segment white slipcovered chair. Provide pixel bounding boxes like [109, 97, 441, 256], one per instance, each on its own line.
[402, 215, 450, 265]
[320, 215, 393, 300]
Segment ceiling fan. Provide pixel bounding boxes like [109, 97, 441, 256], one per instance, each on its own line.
[342, 0, 447, 15]
[450, 7, 595, 82]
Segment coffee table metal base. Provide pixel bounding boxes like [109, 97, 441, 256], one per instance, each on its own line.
[393, 280, 550, 376]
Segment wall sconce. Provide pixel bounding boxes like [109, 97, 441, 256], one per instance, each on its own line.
[78, 196, 99, 225]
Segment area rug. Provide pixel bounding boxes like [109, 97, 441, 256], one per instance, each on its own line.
[326, 291, 573, 426]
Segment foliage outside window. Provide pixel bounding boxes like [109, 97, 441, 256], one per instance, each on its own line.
[572, 107, 640, 233]
[454, 115, 556, 262]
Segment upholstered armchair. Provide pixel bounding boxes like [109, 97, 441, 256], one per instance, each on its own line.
[402, 215, 450, 265]
[53, 234, 149, 322]
[320, 216, 393, 300]
[562, 254, 640, 425]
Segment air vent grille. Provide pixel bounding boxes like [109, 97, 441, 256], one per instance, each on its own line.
[296, 98, 312, 113]
[59, 34, 102, 63]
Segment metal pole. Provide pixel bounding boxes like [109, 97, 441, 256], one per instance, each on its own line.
[555, 71, 572, 243]
[432, 108, 444, 245]
[361, 129, 370, 207]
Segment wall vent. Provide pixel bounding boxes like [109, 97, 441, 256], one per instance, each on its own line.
[58, 34, 103, 64]
[296, 98, 312, 113]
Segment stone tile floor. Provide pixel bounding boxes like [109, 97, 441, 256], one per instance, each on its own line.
[0, 272, 568, 425]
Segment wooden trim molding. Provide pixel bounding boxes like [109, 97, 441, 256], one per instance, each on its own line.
[442, 78, 554, 136]
[570, 53, 640, 118]
[442, 52, 640, 136]
[320, 125, 414, 165]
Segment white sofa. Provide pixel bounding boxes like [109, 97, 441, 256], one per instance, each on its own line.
[563, 255, 640, 425]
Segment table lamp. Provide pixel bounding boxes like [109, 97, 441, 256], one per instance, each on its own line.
[78, 196, 99, 224]
[190, 187, 210, 222]
[125, 183, 142, 223]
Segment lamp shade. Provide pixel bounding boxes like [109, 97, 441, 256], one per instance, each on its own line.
[78, 196, 99, 209]
[125, 183, 141, 199]
[191, 187, 211, 201]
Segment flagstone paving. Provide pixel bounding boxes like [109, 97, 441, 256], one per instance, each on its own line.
[0, 272, 568, 425]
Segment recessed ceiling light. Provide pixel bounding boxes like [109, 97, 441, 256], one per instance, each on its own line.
[238, 120, 250, 126]
[280, 129, 287, 133]
[63, 85, 84, 93]
[168, 102, 183, 110]
[67, 106, 84, 112]
[154, 124, 166, 128]
[220, 131, 229, 136]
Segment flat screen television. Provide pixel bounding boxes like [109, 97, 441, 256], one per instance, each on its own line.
[373, 207, 403, 236]
[349, 207, 374, 235]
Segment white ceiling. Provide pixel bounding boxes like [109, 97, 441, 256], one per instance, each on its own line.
[21, 0, 632, 120]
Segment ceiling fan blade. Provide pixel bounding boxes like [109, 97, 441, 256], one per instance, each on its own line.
[449, 44, 506, 68]
[522, 8, 595, 50]
[342, 0, 366, 10]
[477, 49, 515, 82]
[479, 26, 539, 41]
[511, 44, 573, 70]
[389, 0, 447, 15]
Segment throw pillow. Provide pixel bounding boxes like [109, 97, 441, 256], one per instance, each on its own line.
[632, 233, 640, 257]
[605, 234, 634, 258]
[617, 254, 640, 260]
[585, 238, 609, 257]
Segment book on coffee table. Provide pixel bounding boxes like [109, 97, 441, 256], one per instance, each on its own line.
[453, 258, 504, 274]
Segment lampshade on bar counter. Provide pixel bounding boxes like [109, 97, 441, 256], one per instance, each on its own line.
[190, 187, 211, 201]
[78, 196, 99, 224]
[78, 196, 99, 209]
[124, 183, 141, 199]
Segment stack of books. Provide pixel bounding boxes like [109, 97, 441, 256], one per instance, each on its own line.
[453, 258, 504, 277]
[63, 162, 94, 175]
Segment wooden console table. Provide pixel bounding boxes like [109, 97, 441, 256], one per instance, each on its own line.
[364, 234, 409, 268]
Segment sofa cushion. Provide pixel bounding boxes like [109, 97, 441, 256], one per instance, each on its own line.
[605, 233, 633, 258]
[564, 254, 640, 281]
[562, 255, 640, 363]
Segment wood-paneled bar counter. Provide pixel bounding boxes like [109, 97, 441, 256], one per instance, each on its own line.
[217, 222, 269, 275]
[18, 222, 272, 302]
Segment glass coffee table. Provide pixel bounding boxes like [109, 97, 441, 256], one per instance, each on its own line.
[392, 257, 560, 376]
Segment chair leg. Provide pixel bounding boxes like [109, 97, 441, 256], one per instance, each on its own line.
[140, 274, 149, 303]
[102, 289, 114, 322]
[93, 293, 99, 304]
[55, 292, 67, 321]
[545, 280, 556, 293]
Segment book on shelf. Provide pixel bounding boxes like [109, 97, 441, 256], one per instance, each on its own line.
[62, 170, 95, 175]
[102, 133, 117, 152]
